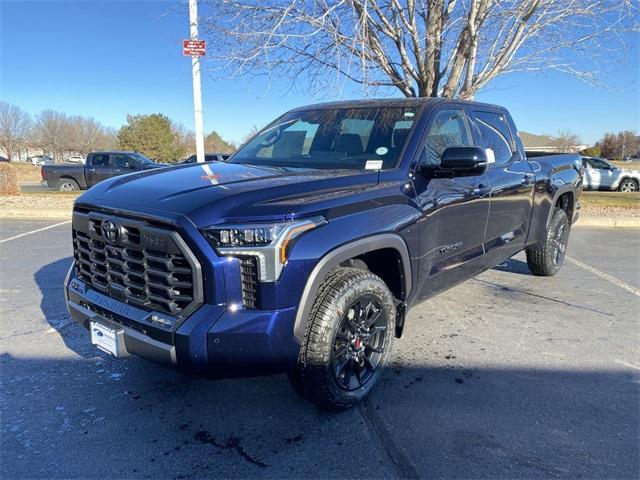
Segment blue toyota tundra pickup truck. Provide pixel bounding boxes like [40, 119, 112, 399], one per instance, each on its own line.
[65, 98, 583, 409]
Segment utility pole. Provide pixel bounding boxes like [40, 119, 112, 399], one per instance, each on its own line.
[188, 0, 205, 163]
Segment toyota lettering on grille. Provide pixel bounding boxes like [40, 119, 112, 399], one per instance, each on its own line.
[102, 219, 121, 244]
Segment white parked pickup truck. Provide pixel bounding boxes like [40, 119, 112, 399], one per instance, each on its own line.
[581, 157, 640, 192]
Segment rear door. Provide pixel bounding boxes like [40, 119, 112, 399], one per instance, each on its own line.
[470, 109, 535, 264]
[85, 153, 111, 186]
[413, 106, 491, 299]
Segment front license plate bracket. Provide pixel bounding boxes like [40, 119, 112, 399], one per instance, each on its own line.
[90, 320, 129, 358]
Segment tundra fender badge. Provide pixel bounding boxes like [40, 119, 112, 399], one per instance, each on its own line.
[438, 242, 463, 254]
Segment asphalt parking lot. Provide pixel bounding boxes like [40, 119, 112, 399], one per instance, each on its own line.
[1, 220, 638, 479]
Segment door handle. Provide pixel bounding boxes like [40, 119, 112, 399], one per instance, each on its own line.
[473, 184, 491, 197]
[522, 173, 536, 185]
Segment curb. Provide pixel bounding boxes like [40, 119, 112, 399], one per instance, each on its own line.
[575, 216, 640, 228]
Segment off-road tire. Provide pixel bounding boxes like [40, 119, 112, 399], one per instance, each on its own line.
[288, 267, 396, 410]
[526, 208, 570, 276]
[57, 178, 80, 191]
[618, 179, 638, 192]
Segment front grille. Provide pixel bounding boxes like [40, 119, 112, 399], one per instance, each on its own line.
[72, 211, 202, 317]
[237, 256, 259, 308]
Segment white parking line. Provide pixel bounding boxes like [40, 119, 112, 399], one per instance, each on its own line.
[0, 220, 71, 244]
[566, 255, 640, 297]
[614, 359, 640, 370]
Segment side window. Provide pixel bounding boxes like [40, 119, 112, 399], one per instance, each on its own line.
[110, 154, 134, 169]
[421, 109, 472, 166]
[474, 111, 514, 165]
[258, 121, 319, 158]
[91, 154, 109, 166]
[589, 158, 610, 169]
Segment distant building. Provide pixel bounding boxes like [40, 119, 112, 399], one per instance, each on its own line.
[519, 132, 586, 153]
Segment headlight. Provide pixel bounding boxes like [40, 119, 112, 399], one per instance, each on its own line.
[202, 216, 327, 281]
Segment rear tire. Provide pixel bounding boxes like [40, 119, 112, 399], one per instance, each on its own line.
[618, 179, 638, 192]
[57, 179, 79, 191]
[526, 208, 570, 276]
[288, 267, 396, 410]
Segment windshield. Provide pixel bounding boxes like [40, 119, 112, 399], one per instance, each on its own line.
[131, 153, 154, 164]
[231, 106, 419, 170]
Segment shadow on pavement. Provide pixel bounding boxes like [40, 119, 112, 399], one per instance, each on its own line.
[34, 256, 98, 359]
[492, 257, 532, 276]
[2, 351, 639, 479]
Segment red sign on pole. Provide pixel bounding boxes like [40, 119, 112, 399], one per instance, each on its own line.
[183, 39, 206, 57]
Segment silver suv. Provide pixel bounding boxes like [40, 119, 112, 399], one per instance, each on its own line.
[582, 157, 640, 192]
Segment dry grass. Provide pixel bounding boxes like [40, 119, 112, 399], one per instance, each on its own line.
[0, 192, 79, 210]
[0, 164, 20, 195]
[580, 191, 640, 218]
[610, 160, 640, 170]
[8, 162, 42, 182]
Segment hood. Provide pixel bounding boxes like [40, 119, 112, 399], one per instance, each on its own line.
[78, 161, 381, 226]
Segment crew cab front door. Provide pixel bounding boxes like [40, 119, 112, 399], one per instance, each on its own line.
[86, 153, 138, 187]
[471, 110, 535, 264]
[412, 107, 491, 299]
[583, 157, 615, 190]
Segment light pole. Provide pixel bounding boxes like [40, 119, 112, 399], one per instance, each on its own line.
[188, 0, 205, 163]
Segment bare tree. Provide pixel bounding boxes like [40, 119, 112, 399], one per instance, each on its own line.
[33, 110, 70, 162]
[598, 130, 640, 159]
[0, 102, 32, 161]
[553, 129, 581, 153]
[201, 0, 638, 99]
[66, 116, 116, 156]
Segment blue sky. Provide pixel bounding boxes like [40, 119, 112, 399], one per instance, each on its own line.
[1, 0, 638, 145]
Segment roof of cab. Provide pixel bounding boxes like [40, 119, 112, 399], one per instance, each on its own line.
[288, 97, 504, 111]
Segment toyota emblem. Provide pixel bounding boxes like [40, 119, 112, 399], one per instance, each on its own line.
[102, 219, 121, 244]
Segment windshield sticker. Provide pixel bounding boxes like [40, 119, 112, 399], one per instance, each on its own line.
[404, 112, 414, 117]
[375, 147, 389, 156]
[365, 160, 384, 170]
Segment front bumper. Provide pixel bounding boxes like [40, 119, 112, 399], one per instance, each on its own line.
[65, 264, 301, 377]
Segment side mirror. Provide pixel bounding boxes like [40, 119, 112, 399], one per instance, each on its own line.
[438, 146, 488, 176]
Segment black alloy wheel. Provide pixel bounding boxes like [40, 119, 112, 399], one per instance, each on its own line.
[331, 296, 388, 390]
[551, 221, 569, 267]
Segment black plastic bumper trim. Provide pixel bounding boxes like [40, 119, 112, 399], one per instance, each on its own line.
[67, 300, 177, 366]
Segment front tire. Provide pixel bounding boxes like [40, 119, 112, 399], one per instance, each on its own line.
[526, 208, 570, 276]
[289, 267, 396, 410]
[57, 179, 79, 191]
[618, 179, 638, 192]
